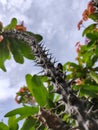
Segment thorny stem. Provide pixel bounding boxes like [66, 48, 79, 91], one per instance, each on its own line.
[2, 30, 98, 130]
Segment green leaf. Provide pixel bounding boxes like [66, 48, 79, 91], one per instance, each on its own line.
[20, 117, 36, 130]
[8, 38, 24, 64]
[90, 71, 98, 84]
[27, 32, 43, 43]
[4, 18, 17, 31]
[63, 62, 81, 71]
[86, 32, 98, 40]
[82, 24, 96, 36]
[95, 46, 98, 56]
[17, 39, 35, 60]
[81, 85, 98, 97]
[89, 13, 98, 21]
[0, 39, 10, 71]
[8, 116, 19, 130]
[86, 40, 96, 47]
[37, 75, 48, 82]
[34, 34, 43, 43]
[26, 74, 48, 106]
[47, 98, 55, 108]
[5, 106, 39, 117]
[63, 62, 85, 78]
[48, 85, 54, 101]
[8, 37, 35, 63]
[0, 122, 9, 130]
[10, 18, 17, 26]
[73, 84, 98, 97]
[85, 54, 94, 68]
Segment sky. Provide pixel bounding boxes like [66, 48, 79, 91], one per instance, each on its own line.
[0, 0, 90, 123]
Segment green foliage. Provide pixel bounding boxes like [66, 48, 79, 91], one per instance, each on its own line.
[8, 116, 19, 130]
[20, 117, 37, 130]
[0, 122, 9, 130]
[82, 24, 96, 36]
[90, 71, 98, 84]
[26, 74, 49, 107]
[73, 84, 98, 97]
[8, 38, 35, 64]
[4, 18, 17, 31]
[63, 62, 85, 79]
[27, 31, 43, 43]
[0, 18, 43, 71]
[0, 39, 10, 71]
[5, 106, 39, 118]
[8, 38, 24, 64]
[89, 13, 98, 21]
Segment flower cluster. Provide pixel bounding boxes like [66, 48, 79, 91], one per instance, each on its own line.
[75, 42, 83, 65]
[75, 41, 82, 53]
[75, 78, 83, 85]
[15, 86, 35, 105]
[77, 0, 96, 30]
[15, 21, 26, 31]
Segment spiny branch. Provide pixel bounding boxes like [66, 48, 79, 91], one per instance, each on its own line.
[2, 30, 98, 130]
[40, 108, 71, 130]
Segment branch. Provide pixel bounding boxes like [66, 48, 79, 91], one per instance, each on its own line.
[2, 30, 98, 130]
[40, 108, 71, 130]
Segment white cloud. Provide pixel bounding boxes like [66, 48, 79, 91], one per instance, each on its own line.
[0, 78, 27, 101]
[33, 0, 53, 8]
[0, 79, 11, 100]
[0, 0, 7, 5]
[0, 0, 33, 11]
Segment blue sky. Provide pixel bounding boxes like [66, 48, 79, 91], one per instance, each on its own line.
[0, 0, 90, 122]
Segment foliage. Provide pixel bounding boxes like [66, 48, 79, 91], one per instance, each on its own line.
[0, 18, 42, 71]
[0, 0, 98, 130]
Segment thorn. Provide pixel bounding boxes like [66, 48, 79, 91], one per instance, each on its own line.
[34, 59, 39, 62]
[39, 42, 44, 48]
[70, 126, 79, 130]
[53, 58, 58, 64]
[43, 50, 50, 55]
[49, 55, 53, 60]
[40, 52, 47, 57]
[37, 70, 44, 74]
[47, 52, 52, 56]
[34, 63, 39, 66]
[39, 42, 43, 46]
[88, 105, 94, 114]
[50, 88, 61, 94]
[42, 47, 48, 53]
